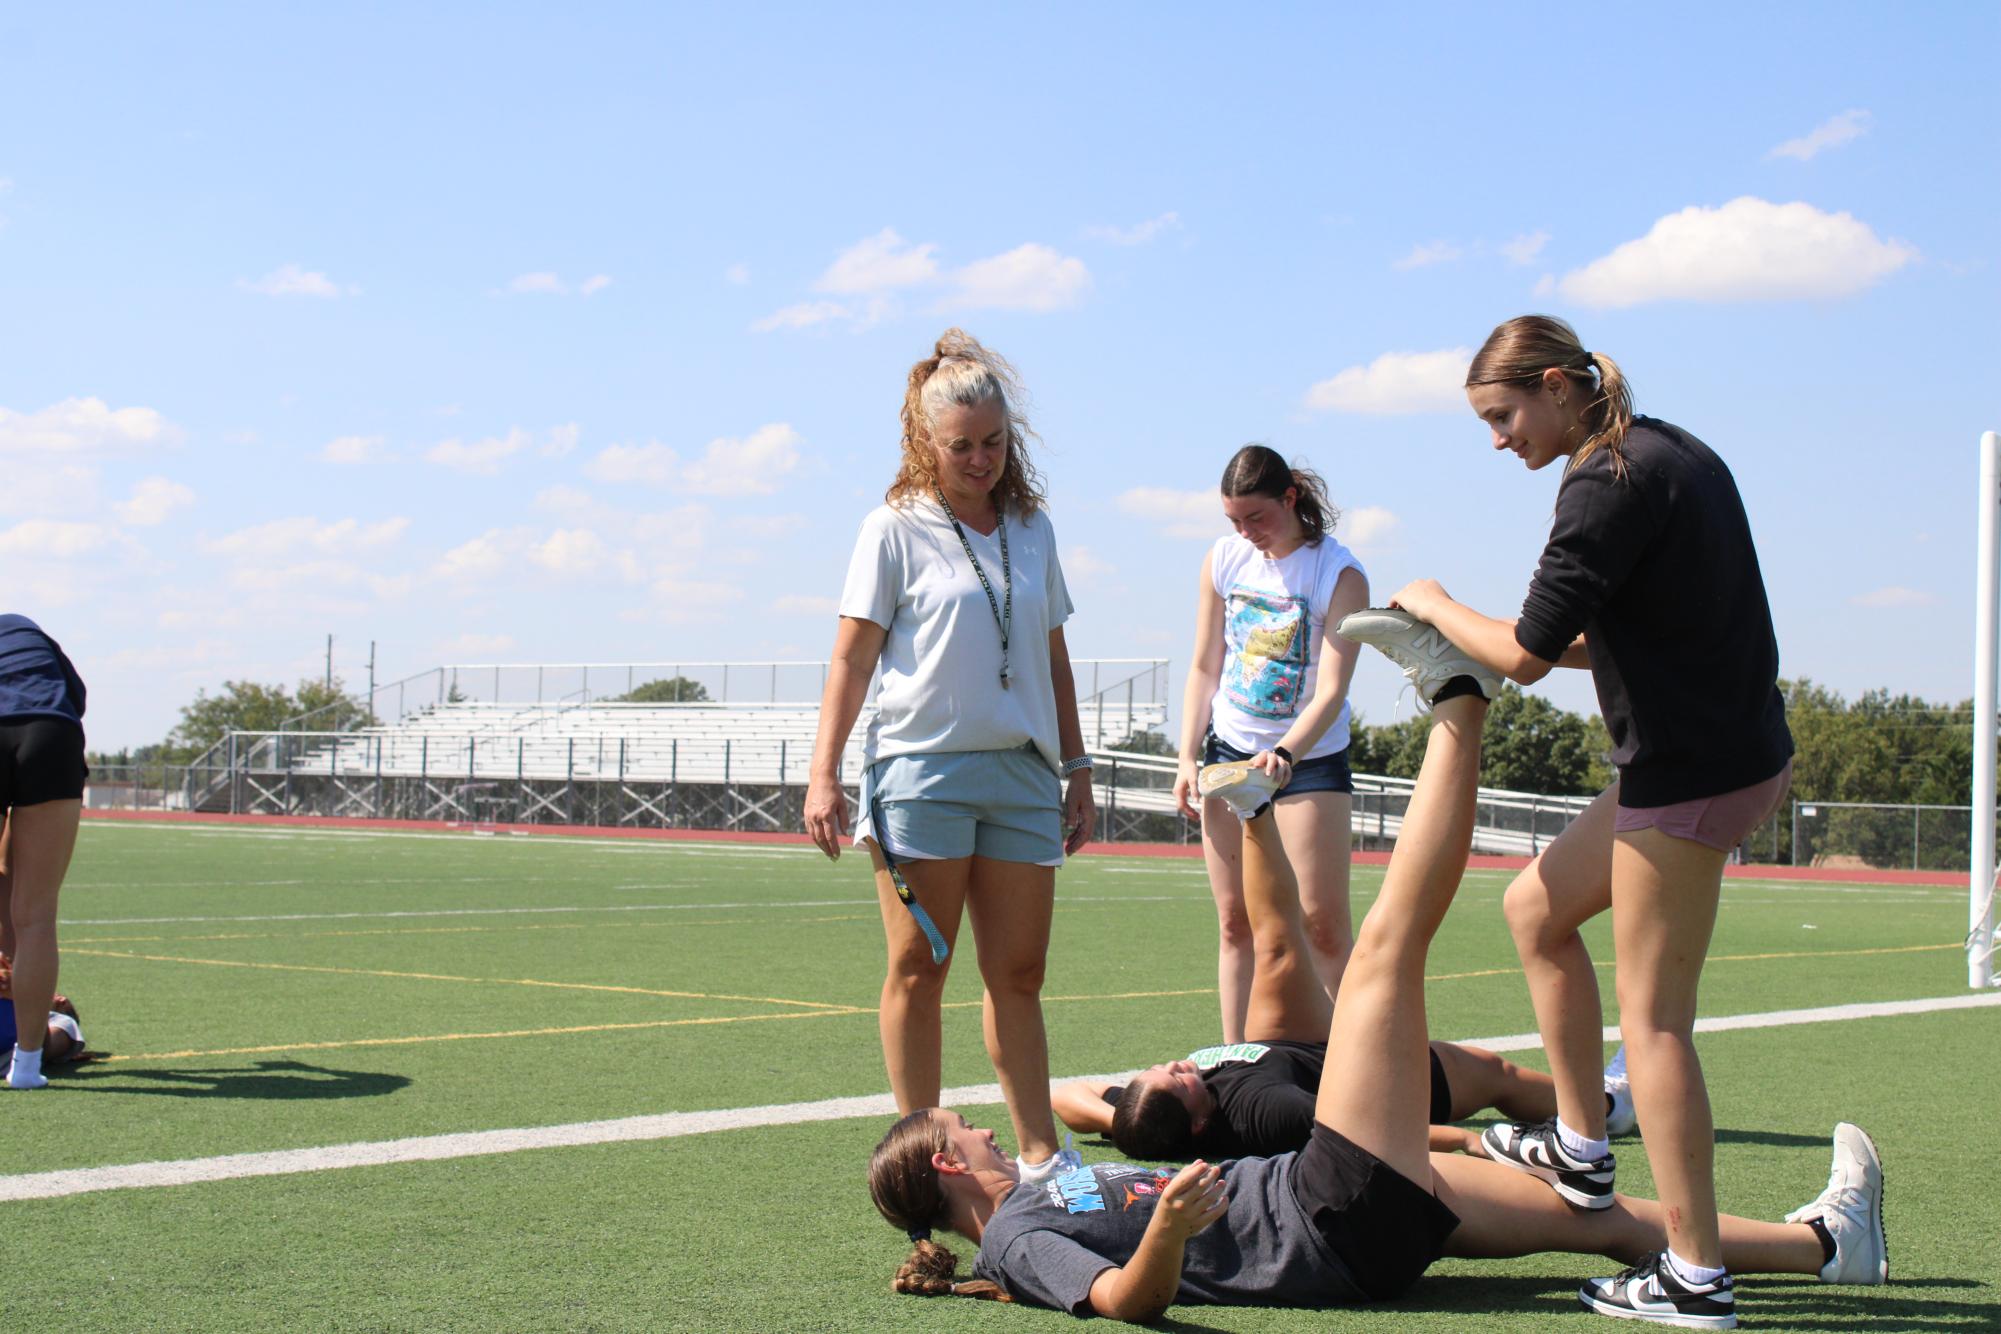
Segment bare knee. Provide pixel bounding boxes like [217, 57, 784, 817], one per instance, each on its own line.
[1503, 874, 1566, 956]
[979, 951, 1047, 1000]
[1215, 902, 1252, 952]
[884, 953, 949, 1005]
[1300, 908, 1353, 967]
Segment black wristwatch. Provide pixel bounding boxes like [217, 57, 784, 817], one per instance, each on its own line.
[1272, 745, 1295, 765]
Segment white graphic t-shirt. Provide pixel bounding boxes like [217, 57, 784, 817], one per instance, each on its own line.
[1207, 533, 1363, 759]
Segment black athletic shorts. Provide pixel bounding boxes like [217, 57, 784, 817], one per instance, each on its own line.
[0, 717, 89, 808]
[1427, 1047, 1451, 1124]
[1288, 1123, 1460, 1300]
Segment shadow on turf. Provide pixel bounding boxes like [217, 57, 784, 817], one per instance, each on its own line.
[58, 1059, 411, 1101]
[1714, 1127, 1838, 1149]
[1390, 1275, 1993, 1327]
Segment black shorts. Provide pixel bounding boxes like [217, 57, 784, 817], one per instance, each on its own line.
[1289, 1123, 1460, 1300]
[1202, 732, 1355, 797]
[1427, 1047, 1451, 1125]
[0, 718, 89, 808]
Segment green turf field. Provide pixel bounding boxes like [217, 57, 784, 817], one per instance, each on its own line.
[3, 820, 1995, 1332]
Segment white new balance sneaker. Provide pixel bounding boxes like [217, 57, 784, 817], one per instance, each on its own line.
[1784, 1122, 1887, 1285]
[1197, 760, 1279, 821]
[1335, 608, 1503, 706]
[1605, 1043, 1637, 1138]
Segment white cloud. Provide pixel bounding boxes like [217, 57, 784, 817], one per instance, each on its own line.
[529, 527, 611, 576]
[1342, 505, 1399, 551]
[585, 441, 680, 486]
[201, 516, 408, 559]
[1770, 109, 1871, 162]
[579, 274, 611, 297]
[1392, 240, 1462, 271]
[724, 263, 751, 285]
[240, 263, 347, 298]
[1557, 197, 1916, 308]
[773, 593, 839, 617]
[948, 243, 1091, 311]
[1849, 586, 1935, 608]
[426, 428, 531, 475]
[542, 422, 581, 458]
[534, 484, 596, 514]
[751, 300, 855, 333]
[435, 528, 524, 583]
[507, 271, 567, 294]
[1085, 212, 1181, 246]
[323, 434, 386, 465]
[1116, 487, 1218, 540]
[814, 228, 939, 294]
[1500, 230, 1550, 265]
[585, 423, 802, 495]
[0, 463, 100, 517]
[0, 519, 134, 558]
[681, 423, 802, 496]
[114, 477, 196, 526]
[0, 397, 178, 454]
[1304, 348, 1473, 415]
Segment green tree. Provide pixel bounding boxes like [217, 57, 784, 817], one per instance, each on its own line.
[617, 675, 712, 703]
[168, 680, 302, 755]
[1106, 729, 1176, 757]
[1479, 685, 1601, 795]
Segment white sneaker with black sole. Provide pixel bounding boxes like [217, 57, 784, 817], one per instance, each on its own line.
[1579, 1252, 1735, 1330]
[1334, 608, 1503, 706]
[1480, 1117, 1616, 1209]
[1605, 1044, 1637, 1138]
[1784, 1121, 1888, 1285]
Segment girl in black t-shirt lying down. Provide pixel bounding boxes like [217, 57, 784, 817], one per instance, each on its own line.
[866, 692, 1879, 1325]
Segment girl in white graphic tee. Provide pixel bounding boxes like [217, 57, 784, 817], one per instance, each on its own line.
[1170, 446, 1368, 1042]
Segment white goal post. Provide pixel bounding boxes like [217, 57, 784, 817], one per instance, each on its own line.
[1972, 430, 2000, 988]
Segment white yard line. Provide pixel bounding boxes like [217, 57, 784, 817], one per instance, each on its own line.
[6, 991, 1996, 1204]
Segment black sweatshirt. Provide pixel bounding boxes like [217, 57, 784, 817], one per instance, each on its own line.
[1514, 418, 1792, 807]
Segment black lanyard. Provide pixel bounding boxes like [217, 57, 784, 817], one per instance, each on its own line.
[934, 488, 1012, 688]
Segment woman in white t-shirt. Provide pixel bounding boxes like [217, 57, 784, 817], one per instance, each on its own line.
[1171, 447, 1368, 1042]
[805, 329, 1096, 1182]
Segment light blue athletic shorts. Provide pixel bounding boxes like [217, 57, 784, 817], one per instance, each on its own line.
[856, 743, 1065, 867]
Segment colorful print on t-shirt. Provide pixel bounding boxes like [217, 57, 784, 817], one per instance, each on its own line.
[1225, 588, 1309, 719]
[1187, 1042, 1272, 1069]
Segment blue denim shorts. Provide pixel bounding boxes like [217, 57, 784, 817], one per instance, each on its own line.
[1203, 732, 1355, 798]
[855, 744, 1065, 866]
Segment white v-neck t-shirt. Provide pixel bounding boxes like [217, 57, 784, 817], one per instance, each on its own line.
[840, 497, 1074, 774]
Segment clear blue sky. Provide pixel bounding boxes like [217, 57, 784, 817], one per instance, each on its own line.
[2, 3, 1995, 749]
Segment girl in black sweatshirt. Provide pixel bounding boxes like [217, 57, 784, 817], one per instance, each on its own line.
[1386, 315, 1791, 1329]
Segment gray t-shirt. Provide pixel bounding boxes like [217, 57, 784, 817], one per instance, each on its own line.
[972, 1158, 1363, 1314]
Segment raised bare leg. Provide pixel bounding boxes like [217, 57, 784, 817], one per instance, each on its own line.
[1199, 798, 1253, 1042]
[1313, 694, 1487, 1185]
[1271, 791, 1354, 1001]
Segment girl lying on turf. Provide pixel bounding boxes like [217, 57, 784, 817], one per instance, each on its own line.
[867, 666, 1884, 1325]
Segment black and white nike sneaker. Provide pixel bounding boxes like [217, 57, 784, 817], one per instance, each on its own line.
[1580, 1251, 1736, 1329]
[1479, 1117, 1616, 1209]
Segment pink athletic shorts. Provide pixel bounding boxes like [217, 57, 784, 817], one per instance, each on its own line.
[1614, 760, 1792, 853]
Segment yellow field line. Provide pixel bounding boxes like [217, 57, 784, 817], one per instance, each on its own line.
[66, 914, 878, 947]
[63, 947, 849, 1011]
[104, 1007, 877, 1061]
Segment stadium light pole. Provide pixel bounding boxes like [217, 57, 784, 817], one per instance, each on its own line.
[1973, 430, 1999, 989]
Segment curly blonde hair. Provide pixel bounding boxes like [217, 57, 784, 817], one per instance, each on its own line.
[887, 329, 1046, 516]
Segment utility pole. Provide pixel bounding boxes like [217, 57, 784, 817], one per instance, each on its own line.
[368, 640, 378, 725]
[326, 634, 334, 691]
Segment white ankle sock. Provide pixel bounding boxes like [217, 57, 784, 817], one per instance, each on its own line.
[7, 1044, 47, 1090]
[1555, 1117, 1608, 1162]
[1665, 1248, 1727, 1286]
